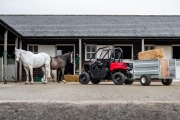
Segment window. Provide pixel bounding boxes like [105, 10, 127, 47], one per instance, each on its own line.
[145, 45, 155, 51]
[27, 44, 38, 53]
[85, 45, 96, 60]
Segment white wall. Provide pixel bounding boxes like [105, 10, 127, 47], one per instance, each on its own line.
[38, 45, 56, 57]
[155, 45, 172, 59]
[7, 65, 15, 81]
[38, 45, 56, 81]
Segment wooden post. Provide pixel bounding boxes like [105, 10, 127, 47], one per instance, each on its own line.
[3, 30, 8, 84]
[142, 39, 144, 52]
[19, 39, 22, 81]
[79, 39, 82, 74]
[15, 37, 18, 83]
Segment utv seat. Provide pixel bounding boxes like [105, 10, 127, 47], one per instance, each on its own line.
[97, 61, 104, 68]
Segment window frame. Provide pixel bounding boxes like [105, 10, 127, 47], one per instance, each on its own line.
[27, 44, 38, 54]
[85, 44, 97, 61]
[145, 44, 155, 51]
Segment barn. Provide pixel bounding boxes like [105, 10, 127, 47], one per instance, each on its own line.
[0, 15, 180, 82]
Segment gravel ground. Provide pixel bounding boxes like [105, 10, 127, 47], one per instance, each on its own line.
[0, 81, 180, 120]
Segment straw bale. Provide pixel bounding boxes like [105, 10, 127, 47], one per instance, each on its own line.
[138, 49, 164, 60]
[64, 75, 79, 82]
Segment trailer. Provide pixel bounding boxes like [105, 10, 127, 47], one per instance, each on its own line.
[133, 59, 175, 86]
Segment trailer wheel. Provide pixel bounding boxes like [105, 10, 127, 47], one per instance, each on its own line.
[112, 72, 125, 85]
[162, 79, 172, 85]
[140, 74, 151, 86]
[125, 73, 134, 85]
[79, 72, 90, 84]
[91, 79, 101, 84]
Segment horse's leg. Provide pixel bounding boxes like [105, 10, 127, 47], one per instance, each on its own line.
[61, 67, 66, 83]
[29, 66, 34, 84]
[24, 68, 29, 84]
[44, 64, 50, 84]
[41, 67, 45, 84]
[57, 69, 60, 83]
[51, 70, 55, 82]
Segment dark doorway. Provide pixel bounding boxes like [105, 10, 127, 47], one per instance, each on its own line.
[115, 46, 132, 59]
[57, 46, 74, 75]
[173, 46, 180, 59]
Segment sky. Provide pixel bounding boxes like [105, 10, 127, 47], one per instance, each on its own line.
[0, 0, 180, 15]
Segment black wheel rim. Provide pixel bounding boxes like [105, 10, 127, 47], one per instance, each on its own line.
[114, 75, 121, 83]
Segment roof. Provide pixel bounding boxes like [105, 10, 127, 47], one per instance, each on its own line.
[0, 15, 180, 38]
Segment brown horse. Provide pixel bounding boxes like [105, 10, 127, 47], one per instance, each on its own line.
[50, 52, 73, 83]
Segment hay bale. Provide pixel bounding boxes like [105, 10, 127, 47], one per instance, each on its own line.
[64, 75, 79, 82]
[138, 49, 164, 60]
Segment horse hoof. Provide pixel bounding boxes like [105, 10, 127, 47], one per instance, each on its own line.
[25, 83, 28, 85]
[62, 80, 66, 83]
[30, 83, 33, 85]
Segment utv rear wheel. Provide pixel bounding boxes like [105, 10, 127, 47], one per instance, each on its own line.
[162, 79, 172, 85]
[91, 79, 101, 84]
[79, 72, 90, 84]
[140, 74, 151, 86]
[112, 72, 125, 85]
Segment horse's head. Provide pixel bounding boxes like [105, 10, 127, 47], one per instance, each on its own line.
[15, 47, 21, 62]
[69, 51, 74, 63]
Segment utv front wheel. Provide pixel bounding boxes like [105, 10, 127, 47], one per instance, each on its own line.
[91, 79, 101, 84]
[124, 79, 134, 85]
[124, 73, 134, 85]
[112, 72, 125, 85]
[79, 72, 90, 84]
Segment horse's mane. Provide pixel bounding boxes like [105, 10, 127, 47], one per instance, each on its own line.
[19, 49, 35, 55]
[54, 53, 70, 60]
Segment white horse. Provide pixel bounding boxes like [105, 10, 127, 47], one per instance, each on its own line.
[15, 48, 51, 84]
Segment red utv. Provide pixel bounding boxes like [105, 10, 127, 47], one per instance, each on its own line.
[79, 46, 134, 85]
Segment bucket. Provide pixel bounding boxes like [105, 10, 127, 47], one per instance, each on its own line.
[35, 76, 41, 82]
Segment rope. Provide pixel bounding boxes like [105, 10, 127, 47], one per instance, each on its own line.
[2, 51, 14, 60]
[1, 50, 16, 82]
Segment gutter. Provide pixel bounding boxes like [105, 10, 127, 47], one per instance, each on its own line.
[22, 36, 180, 40]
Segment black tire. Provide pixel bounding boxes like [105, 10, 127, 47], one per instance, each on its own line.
[79, 72, 90, 84]
[112, 72, 125, 85]
[124, 79, 134, 85]
[140, 74, 151, 86]
[124, 73, 134, 85]
[91, 79, 101, 84]
[162, 79, 172, 85]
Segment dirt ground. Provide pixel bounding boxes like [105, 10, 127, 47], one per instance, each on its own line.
[0, 81, 180, 120]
